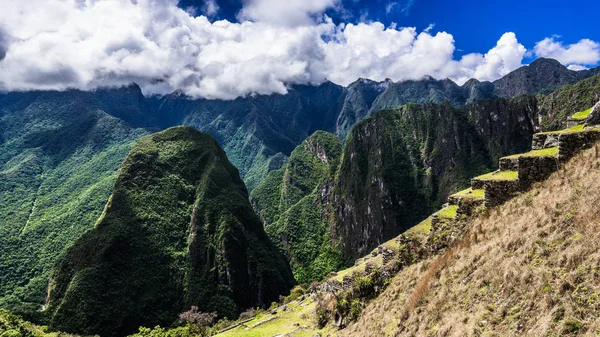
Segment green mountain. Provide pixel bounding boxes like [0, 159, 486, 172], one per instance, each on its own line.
[492, 57, 600, 97]
[0, 90, 147, 316]
[253, 95, 553, 263]
[46, 127, 295, 337]
[250, 131, 344, 283]
[335, 78, 390, 141]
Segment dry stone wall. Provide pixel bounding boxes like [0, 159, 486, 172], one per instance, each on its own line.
[518, 156, 559, 186]
[483, 180, 522, 208]
[558, 130, 600, 162]
[499, 157, 519, 171]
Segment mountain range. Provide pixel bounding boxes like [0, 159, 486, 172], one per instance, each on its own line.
[1, 57, 600, 332]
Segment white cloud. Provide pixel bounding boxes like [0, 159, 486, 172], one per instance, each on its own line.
[202, 0, 220, 17]
[454, 32, 527, 84]
[534, 37, 600, 69]
[567, 64, 588, 71]
[237, 0, 339, 26]
[0, 0, 574, 99]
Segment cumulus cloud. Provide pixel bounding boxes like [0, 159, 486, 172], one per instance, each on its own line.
[0, 0, 565, 99]
[237, 0, 339, 26]
[534, 37, 600, 69]
[454, 32, 527, 84]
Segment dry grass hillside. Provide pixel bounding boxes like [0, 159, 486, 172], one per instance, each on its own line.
[343, 143, 600, 337]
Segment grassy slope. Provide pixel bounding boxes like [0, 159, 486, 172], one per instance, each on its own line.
[0, 92, 147, 315]
[343, 144, 600, 336]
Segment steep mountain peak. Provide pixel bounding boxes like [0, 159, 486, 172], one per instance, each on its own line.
[461, 78, 481, 87]
[528, 56, 565, 69]
[46, 126, 294, 337]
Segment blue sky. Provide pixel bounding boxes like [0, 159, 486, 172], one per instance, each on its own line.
[180, 0, 600, 61]
[1, 0, 599, 99]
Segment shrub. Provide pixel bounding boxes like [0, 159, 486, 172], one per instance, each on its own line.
[178, 306, 217, 337]
[315, 293, 337, 328]
[238, 308, 256, 321]
[284, 284, 307, 303]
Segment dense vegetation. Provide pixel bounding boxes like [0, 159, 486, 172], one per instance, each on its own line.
[0, 309, 61, 337]
[251, 131, 344, 283]
[156, 58, 599, 190]
[45, 127, 294, 337]
[253, 95, 546, 269]
[0, 91, 147, 317]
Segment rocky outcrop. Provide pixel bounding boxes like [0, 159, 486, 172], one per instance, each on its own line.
[585, 101, 600, 126]
[47, 127, 294, 337]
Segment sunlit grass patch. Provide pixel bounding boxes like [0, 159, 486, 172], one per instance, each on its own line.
[571, 108, 593, 120]
[437, 205, 458, 219]
[475, 170, 519, 181]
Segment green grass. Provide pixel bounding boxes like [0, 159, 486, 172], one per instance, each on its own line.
[452, 188, 485, 200]
[538, 124, 590, 135]
[522, 147, 559, 157]
[475, 170, 519, 181]
[436, 205, 458, 219]
[215, 297, 332, 337]
[502, 147, 559, 160]
[406, 216, 433, 235]
[571, 108, 593, 120]
[563, 124, 587, 133]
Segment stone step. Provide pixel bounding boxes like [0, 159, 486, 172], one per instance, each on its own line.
[431, 205, 458, 229]
[532, 124, 598, 150]
[448, 188, 485, 217]
[448, 188, 484, 205]
[498, 147, 557, 170]
[499, 155, 519, 171]
[471, 170, 518, 190]
[557, 127, 600, 162]
[517, 148, 559, 187]
[472, 171, 521, 208]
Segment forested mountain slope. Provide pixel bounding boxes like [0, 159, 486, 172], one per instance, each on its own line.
[46, 127, 294, 337]
[0, 90, 147, 315]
